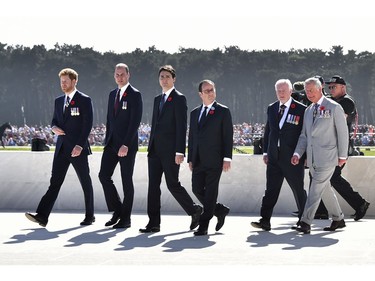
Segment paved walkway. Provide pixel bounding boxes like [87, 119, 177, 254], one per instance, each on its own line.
[1, 211, 374, 279]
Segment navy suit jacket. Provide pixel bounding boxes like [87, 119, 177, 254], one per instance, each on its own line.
[104, 84, 143, 152]
[263, 99, 306, 164]
[51, 90, 93, 156]
[148, 89, 187, 157]
[188, 101, 233, 169]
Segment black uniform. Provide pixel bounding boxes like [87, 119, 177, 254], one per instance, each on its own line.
[316, 93, 368, 217]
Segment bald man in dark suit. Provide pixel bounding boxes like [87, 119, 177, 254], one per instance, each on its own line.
[188, 79, 233, 236]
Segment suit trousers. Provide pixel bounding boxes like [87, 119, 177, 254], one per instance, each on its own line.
[316, 163, 365, 214]
[302, 165, 344, 225]
[36, 148, 94, 220]
[192, 165, 222, 229]
[98, 145, 136, 222]
[261, 160, 306, 221]
[147, 153, 196, 226]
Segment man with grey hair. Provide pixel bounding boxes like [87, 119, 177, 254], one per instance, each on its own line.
[251, 79, 307, 231]
[291, 77, 348, 234]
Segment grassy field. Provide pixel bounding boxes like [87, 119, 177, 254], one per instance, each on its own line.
[2, 146, 375, 156]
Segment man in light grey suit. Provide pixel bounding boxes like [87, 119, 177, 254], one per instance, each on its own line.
[291, 77, 348, 234]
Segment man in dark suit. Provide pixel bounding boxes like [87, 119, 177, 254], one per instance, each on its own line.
[26, 68, 95, 227]
[139, 65, 202, 233]
[188, 80, 233, 236]
[99, 63, 143, 229]
[291, 77, 348, 234]
[251, 79, 307, 231]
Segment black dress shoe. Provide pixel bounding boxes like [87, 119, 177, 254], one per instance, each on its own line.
[190, 205, 203, 230]
[323, 219, 346, 231]
[194, 228, 208, 236]
[291, 220, 301, 230]
[251, 219, 271, 231]
[80, 216, 95, 226]
[314, 213, 329, 220]
[296, 221, 311, 234]
[25, 213, 47, 227]
[113, 220, 131, 229]
[354, 201, 370, 221]
[216, 207, 230, 231]
[105, 212, 120, 227]
[139, 226, 160, 233]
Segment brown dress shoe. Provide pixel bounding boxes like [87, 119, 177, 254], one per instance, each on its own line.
[323, 219, 346, 231]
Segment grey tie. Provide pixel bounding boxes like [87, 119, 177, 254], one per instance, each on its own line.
[313, 103, 319, 121]
[64, 96, 70, 114]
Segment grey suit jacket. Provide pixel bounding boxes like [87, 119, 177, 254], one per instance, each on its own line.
[294, 96, 348, 168]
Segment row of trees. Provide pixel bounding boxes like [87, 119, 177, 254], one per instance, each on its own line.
[1, 43, 374, 126]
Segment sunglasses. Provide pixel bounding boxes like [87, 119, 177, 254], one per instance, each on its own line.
[328, 85, 337, 90]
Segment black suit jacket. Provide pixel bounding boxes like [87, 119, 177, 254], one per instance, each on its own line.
[148, 89, 187, 156]
[263, 98, 306, 164]
[51, 90, 93, 156]
[188, 101, 233, 169]
[104, 84, 143, 152]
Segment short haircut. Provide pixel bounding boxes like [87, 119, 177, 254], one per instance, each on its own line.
[275, 79, 292, 91]
[198, 79, 215, 92]
[115, 63, 129, 73]
[58, 68, 78, 81]
[159, 65, 176, 78]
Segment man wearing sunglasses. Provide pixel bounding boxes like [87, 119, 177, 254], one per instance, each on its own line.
[324, 75, 370, 221]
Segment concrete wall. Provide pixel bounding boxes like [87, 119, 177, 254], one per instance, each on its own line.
[0, 151, 373, 216]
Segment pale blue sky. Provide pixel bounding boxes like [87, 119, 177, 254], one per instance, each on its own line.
[1, 0, 373, 54]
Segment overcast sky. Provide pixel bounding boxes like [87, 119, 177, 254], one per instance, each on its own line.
[1, 0, 374, 54]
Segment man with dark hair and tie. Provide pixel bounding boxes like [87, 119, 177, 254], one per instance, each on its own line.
[139, 65, 202, 233]
[99, 63, 143, 228]
[291, 77, 348, 234]
[188, 79, 233, 236]
[26, 68, 95, 227]
[251, 79, 307, 231]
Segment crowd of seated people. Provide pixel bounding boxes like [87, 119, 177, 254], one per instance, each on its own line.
[1, 123, 374, 148]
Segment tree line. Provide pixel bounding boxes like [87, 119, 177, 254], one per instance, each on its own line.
[1, 43, 374, 126]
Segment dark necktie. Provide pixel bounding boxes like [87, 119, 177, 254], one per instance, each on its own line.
[159, 93, 166, 113]
[278, 104, 286, 122]
[199, 106, 208, 129]
[313, 103, 319, 121]
[114, 89, 120, 115]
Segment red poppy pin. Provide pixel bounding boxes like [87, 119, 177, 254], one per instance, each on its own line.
[70, 100, 75, 106]
[123, 92, 127, 98]
[209, 106, 215, 115]
[320, 106, 325, 111]
[290, 103, 296, 109]
[167, 97, 172, 102]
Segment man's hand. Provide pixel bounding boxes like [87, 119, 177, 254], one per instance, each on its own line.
[338, 158, 347, 167]
[291, 155, 300, 165]
[71, 145, 83, 157]
[175, 154, 184, 165]
[223, 161, 231, 172]
[52, 126, 65, 135]
[118, 145, 128, 157]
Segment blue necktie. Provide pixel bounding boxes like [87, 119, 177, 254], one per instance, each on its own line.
[159, 93, 166, 113]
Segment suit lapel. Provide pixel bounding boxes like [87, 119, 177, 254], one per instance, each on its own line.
[200, 101, 217, 129]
